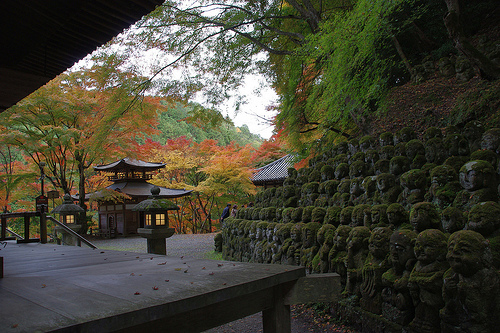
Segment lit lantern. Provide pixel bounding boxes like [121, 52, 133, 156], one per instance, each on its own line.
[52, 193, 84, 225]
[133, 186, 178, 255]
[51, 193, 85, 246]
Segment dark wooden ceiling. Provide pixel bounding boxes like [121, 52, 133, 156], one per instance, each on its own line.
[0, 0, 164, 112]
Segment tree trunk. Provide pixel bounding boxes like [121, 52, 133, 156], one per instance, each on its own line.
[443, 0, 500, 79]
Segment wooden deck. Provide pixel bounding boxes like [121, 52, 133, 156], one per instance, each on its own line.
[0, 242, 305, 332]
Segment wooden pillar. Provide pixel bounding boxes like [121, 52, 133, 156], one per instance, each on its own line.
[24, 215, 30, 240]
[1, 216, 6, 239]
[40, 212, 47, 243]
[262, 284, 292, 333]
[0, 256, 3, 278]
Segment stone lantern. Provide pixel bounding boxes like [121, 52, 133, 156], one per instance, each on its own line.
[133, 186, 178, 255]
[52, 193, 85, 245]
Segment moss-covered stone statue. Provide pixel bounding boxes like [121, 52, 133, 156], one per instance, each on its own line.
[453, 160, 498, 211]
[406, 139, 427, 170]
[386, 203, 410, 230]
[252, 221, 269, 263]
[332, 179, 351, 208]
[345, 226, 371, 301]
[352, 204, 370, 228]
[379, 132, 394, 147]
[480, 127, 500, 154]
[371, 204, 389, 229]
[390, 156, 411, 179]
[425, 137, 447, 165]
[361, 175, 377, 204]
[340, 206, 355, 226]
[462, 120, 484, 153]
[380, 145, 395, 161]
[335, 162, 350, 180]
[398, 169, 427, 210]
[426, 165, 461, 209]
[440, 230, 500, 333]
[300, 222, 322, 272]
[373, 173, 401, 205]
[312, 224, 336, 273]
[324, 206, 342, 226]
[410, 202, 441, 233]
[360, 227, 393, 314]
[440, 207, 465, 235]
[329, 225, 352, 284]
[394, 127, 417, 145]
[382, 229, 418, 326]
[443, 133, 469, 158]
[286, 222, 305, 266]
[374, 159, 390, 175]
[466, 201, 500, 269]
[407, 229, 449, 333]
[349, 177, 365, 206]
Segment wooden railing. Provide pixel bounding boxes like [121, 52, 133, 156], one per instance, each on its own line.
[0, 212, 96, 249]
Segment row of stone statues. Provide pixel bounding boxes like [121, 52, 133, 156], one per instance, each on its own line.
[220, 218, 500, 332]
[217, 123, 500, 332]
[253, 124, 500, 213]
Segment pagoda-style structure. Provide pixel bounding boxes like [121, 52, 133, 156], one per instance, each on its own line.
[91, 158, 192, 236]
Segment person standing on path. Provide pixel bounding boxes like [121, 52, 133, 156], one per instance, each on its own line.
[230, 204, 238, 217]
[220, 203, 231, 225]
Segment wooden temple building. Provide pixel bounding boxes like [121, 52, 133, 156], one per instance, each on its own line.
[90, 158, 192, 236]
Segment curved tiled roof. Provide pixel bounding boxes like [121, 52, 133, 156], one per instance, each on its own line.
[94, 158, 165, 171]
[251, 154, 295, 186]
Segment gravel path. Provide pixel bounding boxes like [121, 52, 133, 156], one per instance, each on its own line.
[88, 233, 218, 259]
[87, 233, 356, 333]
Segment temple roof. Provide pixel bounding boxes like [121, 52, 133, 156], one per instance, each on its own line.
[94, 158, 165, 172]
[84, 181, 192, 201]
[251, 154, 295, 186]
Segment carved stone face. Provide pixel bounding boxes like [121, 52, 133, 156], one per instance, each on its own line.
[390, 230, 416, 273]
[377, 174, 395, 192]
[414, 229, 447, 265]
[347, 226, 370, 252]
[350, 178, 364, 197]
[441, 207, 465, 234]
[446, 230, 486, 277]
[290, 224, 303, 242]
[467, 201, 500, 236]
[334, 226, 351, 250]
[369, 227, 392, 259]
[304, 228, 316, 248]
[459, 161, 495, 191]
[410, 203, 439, 233]
[256, 227, 264, 241]
[480, 128, 500, 153]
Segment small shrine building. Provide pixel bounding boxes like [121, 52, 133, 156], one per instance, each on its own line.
[90, 158, 192, 236]
[251, 154, 295, 188]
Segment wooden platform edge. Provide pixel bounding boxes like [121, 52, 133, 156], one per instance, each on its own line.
[284, 273, 341, 305]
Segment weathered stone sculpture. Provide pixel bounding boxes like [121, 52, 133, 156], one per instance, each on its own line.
[410, 202, 441, 233]
[440, 207, 465, 235]
[374, 173, 401, 205]
[440, 230, 500, 333]
[286, 222, 304, 265]
[426, 165, 461, 209]
[371, 204, 389, 229]
[425, 138, 447, 165]
[408, 229, 449, 333]
[386, 203, 410, 230]
[345, 226, 371, 300]
[480, 127, 500, 153]
[466, 201, 500, 269]
[311, 224, 336, 273]
[398, 169, 427, 210]
[360, 227, 392, 314]
[349, 177, 365, 206]
[406, 139, 427, 169]
[329, 225, 352, 284]
[300, 222, 322, 272]
[453, 160, 498, 211]
[382, 229, 418, 326]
